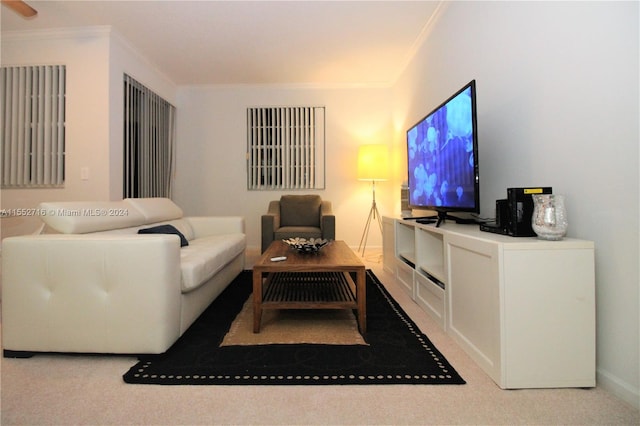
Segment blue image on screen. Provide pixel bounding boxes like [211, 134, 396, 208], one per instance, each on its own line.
[407, 87, 475, 209]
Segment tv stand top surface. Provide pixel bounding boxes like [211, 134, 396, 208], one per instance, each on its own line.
[394, 217, 593, 248]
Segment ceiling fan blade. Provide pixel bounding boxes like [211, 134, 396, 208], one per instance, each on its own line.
[1, 0, 37, 18]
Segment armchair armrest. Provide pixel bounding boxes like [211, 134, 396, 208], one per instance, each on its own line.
[261, 201, 281, 252]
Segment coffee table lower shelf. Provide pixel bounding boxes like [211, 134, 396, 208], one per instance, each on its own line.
[252, 241, 367, 335]
[262, 271, 357, 309]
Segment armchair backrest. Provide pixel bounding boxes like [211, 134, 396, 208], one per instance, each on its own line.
[279, 195, 321, 227]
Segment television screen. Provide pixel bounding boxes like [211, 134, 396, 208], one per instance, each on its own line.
[406, 80, 479, 221]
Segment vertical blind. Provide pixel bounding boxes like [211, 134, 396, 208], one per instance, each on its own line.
[1, 65, 66, 188]
[123, 74, 176, 198]
[247, 106, 325, 190]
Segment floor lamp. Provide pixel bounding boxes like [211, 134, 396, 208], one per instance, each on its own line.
[357, 144, 389, 256]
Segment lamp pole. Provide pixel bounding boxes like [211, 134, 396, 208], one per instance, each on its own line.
[356, 143, 388, 257]
[358, 179, 383, 256]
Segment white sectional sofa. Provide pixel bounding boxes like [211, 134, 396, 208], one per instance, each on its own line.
[1, 198, 246, 356]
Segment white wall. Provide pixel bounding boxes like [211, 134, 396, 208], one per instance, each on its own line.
[392, 1, 639, 408]
[0, 27, 177, 238]
[173, 85, 394, 253]
[1, 29, 111, 238]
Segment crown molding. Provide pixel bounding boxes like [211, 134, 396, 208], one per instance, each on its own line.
[180, 80, 394, 90]
[391, 0, 449, 85]
[1, 25, 113, 42]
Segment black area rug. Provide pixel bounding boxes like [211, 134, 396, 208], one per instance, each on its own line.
[123, 270, 465, 386]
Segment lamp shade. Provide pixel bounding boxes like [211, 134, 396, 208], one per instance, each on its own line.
[358, 144, 389, 181]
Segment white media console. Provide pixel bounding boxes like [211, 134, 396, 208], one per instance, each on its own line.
[382, 216, 595, 389]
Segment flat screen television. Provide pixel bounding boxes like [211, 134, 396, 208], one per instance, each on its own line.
[406, 80, 479, 226]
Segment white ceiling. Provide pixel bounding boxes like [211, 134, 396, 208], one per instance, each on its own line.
[1, 0, 441, 86]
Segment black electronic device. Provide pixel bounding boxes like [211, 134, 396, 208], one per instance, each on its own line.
[506, 187, 552, 236]
[406, 80, 479, 227]
[496, 199, 509, 228]
[479, 199, 510, 235]
[479, 222, 509, 235]
[480, 189, 552, 237]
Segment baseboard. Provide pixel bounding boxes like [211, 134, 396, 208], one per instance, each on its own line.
[597, 368, 640, 410]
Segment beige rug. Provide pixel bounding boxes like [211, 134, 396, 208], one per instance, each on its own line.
[221, 294, 367, 346]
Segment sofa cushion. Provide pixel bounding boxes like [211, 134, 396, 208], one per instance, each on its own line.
[138, 224, 189, 247]
[279, 195, 321, 227]
[38, 200, 146, 234]
[275, 226, 322, 241]
[179, 233, 246, 292]
[124, 198, 183, 223]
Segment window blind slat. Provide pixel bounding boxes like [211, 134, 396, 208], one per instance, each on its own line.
[56, 67, 65, 183]
[43, 66, 52, 185]
[14, 68, 23, 185]
[49, 66, 57, 184]
[308, 107, 315, 188]
[293, 108, 302, 189]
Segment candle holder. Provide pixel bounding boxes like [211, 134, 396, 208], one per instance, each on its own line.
[531, 194, 568, 240]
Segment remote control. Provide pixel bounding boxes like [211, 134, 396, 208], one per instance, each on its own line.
[270, 256, 287, 262]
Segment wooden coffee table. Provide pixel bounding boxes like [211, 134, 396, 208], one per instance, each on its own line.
[253, 240, 366, 334]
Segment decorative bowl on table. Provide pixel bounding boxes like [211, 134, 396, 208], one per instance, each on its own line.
[283, 237, 329, 254]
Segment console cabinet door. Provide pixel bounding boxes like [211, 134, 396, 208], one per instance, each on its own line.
[502, 247, 596, 388]
[446, 234, 502, 385]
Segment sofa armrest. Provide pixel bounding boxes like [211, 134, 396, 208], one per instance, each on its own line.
[1, 234, 182, 354]
[320, 201, 336, 240]
[185, 216, 245, 239]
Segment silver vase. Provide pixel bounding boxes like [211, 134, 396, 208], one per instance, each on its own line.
[531, 194, 568, 240]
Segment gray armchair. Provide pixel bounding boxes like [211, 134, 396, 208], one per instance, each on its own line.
[261, 194, 335, 253]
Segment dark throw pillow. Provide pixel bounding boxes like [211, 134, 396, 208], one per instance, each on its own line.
[138, 224, 189, 247]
